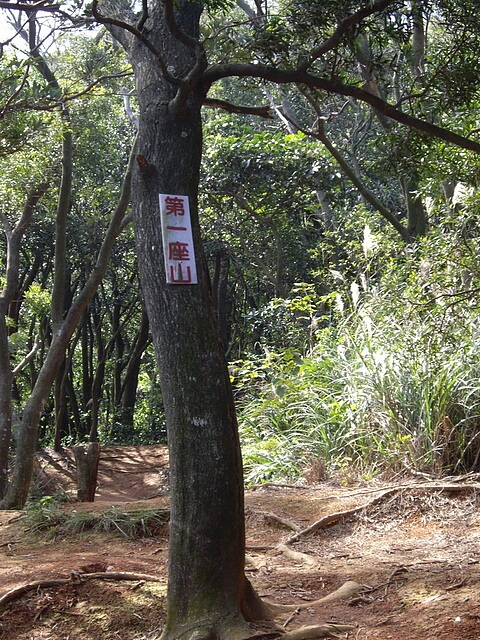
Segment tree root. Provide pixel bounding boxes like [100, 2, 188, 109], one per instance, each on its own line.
[276, 543, 317, 567]
[281, 623, 356, 639]
[266, 580, 362, 614]
[1, 572, 359, 640]
[282, 482, 480, 545]
[0, 571, 163, 611]
[260, 512, 301, 532]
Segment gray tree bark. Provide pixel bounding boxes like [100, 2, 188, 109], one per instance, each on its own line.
[0, 183, 49, 499]
[94, 1, 273, 637]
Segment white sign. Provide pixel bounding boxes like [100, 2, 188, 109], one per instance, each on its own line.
[159, 194, 198, 285]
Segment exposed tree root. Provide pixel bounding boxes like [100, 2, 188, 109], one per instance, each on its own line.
[283, 482, 480, 545]
[1, 572, 360, 640]
[284, 488, 397, 544]
[276, 543, 317, 567]
[281, 623, 356, 639]
[0, 571, 162, 610]
[0, 513, 26, 526]
[261, 511, 301, 531]
[266, 580, 362, 614]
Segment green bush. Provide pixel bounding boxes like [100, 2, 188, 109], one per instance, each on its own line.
[238, 220, 480, 482]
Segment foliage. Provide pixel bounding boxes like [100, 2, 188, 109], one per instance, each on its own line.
[238, 213, 480, 482]
[26, 498, 170, 539]
[2, 0, 480, 483]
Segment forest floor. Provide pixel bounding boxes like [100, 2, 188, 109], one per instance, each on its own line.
[1, 445, 480, 640]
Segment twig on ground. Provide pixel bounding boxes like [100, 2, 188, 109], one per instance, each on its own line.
[282, 607, 300, 628]
[0, 514, 26, 527]
[445, 578, 467, 591]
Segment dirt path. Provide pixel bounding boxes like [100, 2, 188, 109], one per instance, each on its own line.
[1, 445, 480, 639]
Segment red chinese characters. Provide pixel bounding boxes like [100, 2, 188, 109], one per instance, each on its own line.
[159, 194, 198, 284]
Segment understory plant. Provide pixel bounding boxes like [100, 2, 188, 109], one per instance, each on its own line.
[238, 221, 480, 482]
[26, 498, 170, 539]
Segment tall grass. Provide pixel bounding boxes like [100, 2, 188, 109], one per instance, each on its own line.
[238, 275, 480, 483]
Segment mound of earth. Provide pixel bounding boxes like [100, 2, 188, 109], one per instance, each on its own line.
[1, 445, 480, 639]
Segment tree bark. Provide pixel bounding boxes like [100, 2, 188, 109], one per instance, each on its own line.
[0, 183, 50, 498]
[74, 442, 100, 502]
[118, 307, 150, 427]
[96, 1, 272, 637]
[133, 45, 249, 640]
[0, 316, 12, 499]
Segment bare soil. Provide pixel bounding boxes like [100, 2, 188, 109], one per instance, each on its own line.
[1, 445, 480, 639]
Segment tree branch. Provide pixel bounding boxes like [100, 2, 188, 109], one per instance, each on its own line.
[203, 97, 273, 119]
[163, 0, 202, 53]
[0, 1, 61, 13]
[298, 0, 399, 72]
[203, 64, 480, 154]
[295, 88, 410, 240]
[0, 63, 31, 119]
[163, 0, 207, 116]
[12, 335, 41, 376]
[0, 181, 50, 308]
[136, 0, 148, 31]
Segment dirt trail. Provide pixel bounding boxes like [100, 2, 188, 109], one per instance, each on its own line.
[1, 445, 480, 639]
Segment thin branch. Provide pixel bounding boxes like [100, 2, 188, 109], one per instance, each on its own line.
[163, 0, 202, 53]
[298, 0, 399, 72]
[0, 1, 61, 13]
[164, 0, 207, 116]
[236, 0, 256, 19]
[1, 181, 50, 307]
[203, 64, 480, 154]
[1, 71, 133, 116]
[12, 335, 40, 376]
[203, 97, 273, 119]
[136, 0, 148, 31]
[121, 87, 139, 130]
[297, 89, 410, 240]
[0, 63, 31, 119]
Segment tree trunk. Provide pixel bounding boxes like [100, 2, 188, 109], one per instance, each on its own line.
[0, 182, 50, 499]
[53, 360, 68, 451]
[0, 315, 12, 499]
[134, 66, 249, 640]
[402, 173, 428, 238]
[0, 140, 136, 509]
[74, 442, 100, 502]
[97, 2, 272, 637]
[118, 307, 150, 429]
